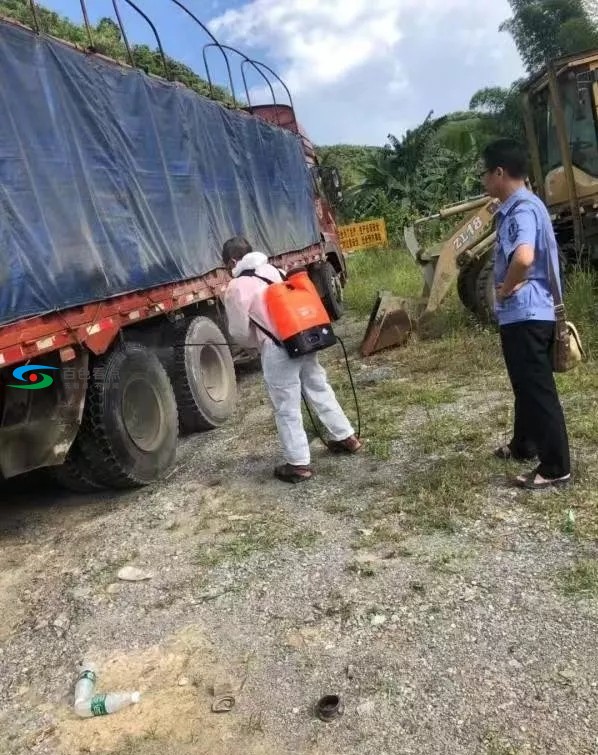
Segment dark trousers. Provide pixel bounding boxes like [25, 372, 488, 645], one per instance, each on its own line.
[500, 321, 570, 478]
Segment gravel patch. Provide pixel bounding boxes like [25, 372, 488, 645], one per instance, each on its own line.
[1, 335, 597, 755]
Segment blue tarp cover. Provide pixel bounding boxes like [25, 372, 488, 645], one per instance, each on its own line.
[0, 21, 320, 326]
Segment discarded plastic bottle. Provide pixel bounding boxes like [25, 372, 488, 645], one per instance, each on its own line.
[74, 662, 141, 718]
[77, 691, 142, 718]
[74, 663, 97, 717]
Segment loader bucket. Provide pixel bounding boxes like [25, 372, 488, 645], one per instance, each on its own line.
[360, 291, 421, 357]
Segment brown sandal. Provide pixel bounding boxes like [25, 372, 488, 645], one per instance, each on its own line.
[515, 470, 571, 490]
[274, 464, 313, 484]
[327, 435, 363, 455]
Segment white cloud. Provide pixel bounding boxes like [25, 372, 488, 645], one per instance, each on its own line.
[212, 0, 402, 92]
[210, 0, 524, 144]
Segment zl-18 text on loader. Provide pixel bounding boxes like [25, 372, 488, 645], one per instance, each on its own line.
[360, 195, 500, 356]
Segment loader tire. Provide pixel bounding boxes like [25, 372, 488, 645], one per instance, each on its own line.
[473, 254, 497, 325]
[77, 343, 179, 489]
[311, 261, 344, 321]
[51, 445, 106, 494]
[173, 316, 236, 435]
[457, 256, 486, 314]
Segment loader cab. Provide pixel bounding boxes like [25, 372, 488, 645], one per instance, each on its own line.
[527, 63, 598, 206]
[523, 51, 598, 261]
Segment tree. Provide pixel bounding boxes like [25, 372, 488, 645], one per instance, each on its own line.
[500, 0, 598, 73]
[469, 85, 526, 142]
[0, 0, 231, 102]
[346, 113, 488, 239]
[97, 17, 121, 43]
[316, 145, 381, 190]
[583, 0, 598, 21]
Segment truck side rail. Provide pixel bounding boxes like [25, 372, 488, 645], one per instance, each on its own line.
[0, 245, 323, 371]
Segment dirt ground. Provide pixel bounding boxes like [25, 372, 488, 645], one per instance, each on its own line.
[1, 318, 598, 755]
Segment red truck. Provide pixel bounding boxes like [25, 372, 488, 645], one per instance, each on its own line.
[0, 13, 346, 492]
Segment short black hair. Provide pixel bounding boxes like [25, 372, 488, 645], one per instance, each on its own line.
[222, 236, 252, 266]
[483, 138, 529, 180]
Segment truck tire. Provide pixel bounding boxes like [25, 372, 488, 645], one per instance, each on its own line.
[77, 342, 179, 489]
[51, 446, 105, 494]
[311, 261, 344, 321]
[457, 256, 486, 314]
[173, 316, 236, 434]
[473, 253, 497, 325]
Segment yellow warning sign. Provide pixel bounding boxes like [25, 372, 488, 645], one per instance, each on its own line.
[338, 218, 388, 253]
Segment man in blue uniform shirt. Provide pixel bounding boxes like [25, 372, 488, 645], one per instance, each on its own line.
[482, 138, 571, 490]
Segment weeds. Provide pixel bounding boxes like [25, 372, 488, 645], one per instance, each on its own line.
[346, 559, 377, 577]
[415, 411, 487, 455]
[344, 248, 422, 317]
[430, 549, 473, 574]
[563, 266, 598, 358]
[482, 732, 527, 755]
[196, 518, 318, 568]
[351, 523, 406, 550]
[390, 455, 492, 533]
[559, 560, 598, 596]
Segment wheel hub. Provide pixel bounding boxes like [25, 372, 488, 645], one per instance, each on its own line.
[122, 377, 165, 452]
[188, 338, 229, 404]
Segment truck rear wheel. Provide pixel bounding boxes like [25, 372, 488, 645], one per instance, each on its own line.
[78, 343, 179, 489]
[173, 316, 236, 434]
[473, 253, 497, 325]
[311, 261, 344, 321]
[51, 446, 106, 494]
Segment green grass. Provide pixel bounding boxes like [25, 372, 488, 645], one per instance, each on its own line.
[481, 733, 528, 755]
[563, 266, 598, 359]
[390, 455, 497, 533]
[415, 405, 509, 455]
[339, 249, 598, 540]
[196, 517, 318, 568]
[355, 454, 491, 537]
[351, 524, 406, 550]
[559, 559, 598, 597]
[429, 549, 473, 574]
[344, 247, 423, 317]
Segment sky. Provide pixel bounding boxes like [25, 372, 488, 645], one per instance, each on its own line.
[49, 0, 525, 146]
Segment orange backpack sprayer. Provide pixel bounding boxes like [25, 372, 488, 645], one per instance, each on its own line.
[243, 266, 361, 443]
[245, 269, 337, 358]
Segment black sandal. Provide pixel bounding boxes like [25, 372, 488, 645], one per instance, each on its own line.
[274, 464, 313, 484]
[494, 445, 536, 462]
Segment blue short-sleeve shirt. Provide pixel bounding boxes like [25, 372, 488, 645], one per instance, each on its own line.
[493, 187, 561, 326]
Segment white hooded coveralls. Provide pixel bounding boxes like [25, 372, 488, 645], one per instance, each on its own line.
[223, 252, 354, 466]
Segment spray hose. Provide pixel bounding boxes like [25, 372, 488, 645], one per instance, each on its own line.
[182, 336, 361, 445]
[301, 336, 361, 445]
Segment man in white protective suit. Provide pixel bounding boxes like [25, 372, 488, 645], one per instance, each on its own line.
[222, 236, 362, 483]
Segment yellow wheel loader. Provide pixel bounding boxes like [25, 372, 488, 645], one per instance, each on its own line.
[361, 51, 598, 356]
